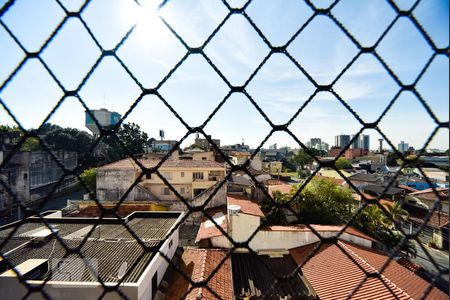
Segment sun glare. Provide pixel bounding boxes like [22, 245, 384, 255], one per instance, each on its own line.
[121, 0, 169, 46]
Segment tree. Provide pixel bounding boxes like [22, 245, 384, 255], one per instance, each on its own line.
[290, 150, 313, 170]
[20, 137, 40, 151]
[386, 152, 399, 166]
[80, 168, 97, 193]
[39, 124, 95, 155]
[335, 157, 352, 170]
[102, 122, 150, 162]
[271, 177, 354, 224]
[354, 204, 416, 257]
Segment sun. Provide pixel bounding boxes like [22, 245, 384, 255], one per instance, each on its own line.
[121, 0, 170, 46]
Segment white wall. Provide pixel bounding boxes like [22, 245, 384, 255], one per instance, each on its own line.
[215, 213, 374, 251]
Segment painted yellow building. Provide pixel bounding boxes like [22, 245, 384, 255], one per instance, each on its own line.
[97, 157, 226, 202]
[262, 161, 283, 174]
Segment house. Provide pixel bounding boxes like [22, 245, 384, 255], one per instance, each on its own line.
[228, 151, 262, 171]
[96, 156, 227, 212]
[405, 188, 449, 213]
[290, 241, 447, 300]
[403, 203, 449, 250]
[196, 195, 375, 251]
[164, 248, 317, 299]
[262, 161, 282, 174]
[0, 210, 184, 300]
[362, 184, 405, 201]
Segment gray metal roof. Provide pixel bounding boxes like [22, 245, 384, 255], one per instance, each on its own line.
[231, 253, 317, 299]
[0, 212, 181, 283]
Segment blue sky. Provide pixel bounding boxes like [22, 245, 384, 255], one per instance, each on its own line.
[0, 0, 448, 151]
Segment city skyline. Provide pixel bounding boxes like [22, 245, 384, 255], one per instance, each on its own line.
[0, 0, 448, 150]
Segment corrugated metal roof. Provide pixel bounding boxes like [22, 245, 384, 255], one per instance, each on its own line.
[0, 214, 179, 283]
[231, 253, 317, 299]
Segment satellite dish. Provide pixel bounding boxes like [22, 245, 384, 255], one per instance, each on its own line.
[117, 262, 128, 280]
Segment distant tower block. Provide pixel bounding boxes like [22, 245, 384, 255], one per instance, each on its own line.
[85, 108, 121, 136]
[378, 139, 384, 152]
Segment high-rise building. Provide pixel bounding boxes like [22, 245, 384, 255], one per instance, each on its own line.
[360, 135, 370, 150]
[398, 141, 409, 153]
[320, 141, 329, 152]
[335, 135, 351, 148]
[351, 135, 360, 149]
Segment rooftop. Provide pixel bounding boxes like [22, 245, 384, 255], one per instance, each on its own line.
[262, 225, 376, 242]
[165, 248, 233, 300]
[195, 207, 228, 243]
[231, 253, 316, 299]
[0, 211, 182, 283]
[349, 173, 384, 183]
[408, 188, 449, 201]
[99, 157, 225, 170]
[227, 195, 265, 218]
[290, 241, 447, 300]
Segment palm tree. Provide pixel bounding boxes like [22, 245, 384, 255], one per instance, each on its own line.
[387, 202, 409, 229]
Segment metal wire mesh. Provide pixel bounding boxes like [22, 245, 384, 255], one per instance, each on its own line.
[0, 0, 448, 299]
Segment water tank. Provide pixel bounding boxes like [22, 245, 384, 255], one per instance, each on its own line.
[228, 205, 241, 216]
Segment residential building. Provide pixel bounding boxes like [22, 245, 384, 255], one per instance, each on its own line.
[96, 155, 227, 214]
[405, 187, 449, 213]
[183, 196, 448, 299]
[164, 248, 317, 299]
[262, 161, 282, 174]
[196, 195, 375, 251]
[0, 150, 78, 224]
[0, 210, 184, 300]
[398, 141, 409, 153]
[290, 241, 447, 300]
[228, 151, 262, 171]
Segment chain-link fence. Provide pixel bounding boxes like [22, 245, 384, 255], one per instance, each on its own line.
[0, 0, 448, 299]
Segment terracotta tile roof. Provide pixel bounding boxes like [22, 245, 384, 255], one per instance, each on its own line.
[262, 225, 376, 242]
[195, 207, 228, 243]
[268, 183, 292, 195]
[165, 248, 233, 300]
[408, 187, 449, 201]
[227, 195, 265, 218]
[99, 157, 225, 170]
[397, 257, 422, 273]
[290, 241, 447, 300]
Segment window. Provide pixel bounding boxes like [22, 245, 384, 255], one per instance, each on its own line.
[162, 187, 171, 195]
[180, 187, 185, 194]
[23, 173, 28, 180]
[193, 172, 204, 180]
[180, 172, 184, 177]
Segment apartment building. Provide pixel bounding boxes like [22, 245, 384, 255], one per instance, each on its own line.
[0, 210, 184, 300]
[96, 155, 226, 207]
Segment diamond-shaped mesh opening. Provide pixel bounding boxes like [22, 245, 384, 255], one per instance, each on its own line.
[0, 0, 448, 299]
